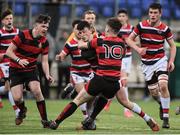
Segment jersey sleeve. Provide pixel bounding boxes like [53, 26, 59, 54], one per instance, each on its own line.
[165, 27, 173, 40]
[88, 38, 98, 49]
[12, 31, 24, 47]
[133, 23, 141, 36]
[42, 40, 49, 55]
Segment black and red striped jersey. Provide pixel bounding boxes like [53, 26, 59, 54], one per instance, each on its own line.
[89, 37, 126, 81]
[133, 20, 173, 65]
[62, 37, 92, 75]
[11, 29, 49, 71]
[118, 24, 134, 57]
[0, 27, 19, 64]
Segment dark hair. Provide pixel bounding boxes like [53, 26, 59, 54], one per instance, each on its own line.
[149, 3, 162, 13]
[35, 14, 51, 24]
[77, 20, 91, 31]
[72, 19, 81, 28]
[82, 10, 96, 19]
[117, 8, 128, 15]
[1, 9, 13, 20]
[107, 17, 122, 34]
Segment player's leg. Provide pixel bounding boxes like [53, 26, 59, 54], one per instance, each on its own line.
[116, 87, 159, 131]
[29, 80, 49, 128]
[157, 71, 170, 128]
[49, 88, 94, 130]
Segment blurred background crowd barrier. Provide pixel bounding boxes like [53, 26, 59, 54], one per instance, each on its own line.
[0, 0, 180, 99]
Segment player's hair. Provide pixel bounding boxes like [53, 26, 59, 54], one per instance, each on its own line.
[149, 3, 162, 13]
[72, 19, 81, 28]
[82, 10, 96, 19]
[1, 9, 13, 20]
[35, 14, 51, 24]
[107, 17, 122, 34]
[117, 8, 128, 15]
[77, 20, 91, 31]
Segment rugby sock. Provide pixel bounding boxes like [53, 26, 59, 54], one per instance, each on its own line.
[90, 96, 108, 120]
[80, 103, 88, 118]
[15, 101, 25, 112]
[55, 102, 77, 124]
[36, 100, 48, 120]
[132, 103, 150, 122]
[160, 97, 170, 118]
[0, 86, 5, 94]
[8, 91, 20, 115]
[124, 87, 130, 112]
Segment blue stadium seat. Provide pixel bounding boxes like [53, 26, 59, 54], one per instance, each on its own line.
[89, 5, 99, 15]
[162, 7, 171, 19]
[14, 3, 26, 16]
[159, 0, 169, 7]
[142, 0, 156, 11]
[130, 7, 142, 18]
[118, 0, 127, 8]
[127, 0, 141, 7]
[31, 4, 45, 16]
[174, 6, 180, 19]
[102, 6, 114, 17]
[75, 5, 86, 17]
[59, 4, 71, 17]
[99, 0, 114, 6]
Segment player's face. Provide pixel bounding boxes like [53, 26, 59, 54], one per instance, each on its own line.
[81, 27, 92, 41]
[148, 8, 161, 23]
[1, 14, 13, 30]
[73, 24, 83, 39]
[117, 13, 128, 25]
[36, 22, 49, 37]
[84, 14, 96, 26]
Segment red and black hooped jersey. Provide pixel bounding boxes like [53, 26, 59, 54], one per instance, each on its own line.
[62, 38, 92, 75]
[133, 20, 173, 65]
[11, 29, 49, 71]
[118, 24, 134, 57]
[0, 27, 19, 64]
[89, 37, 126, 81]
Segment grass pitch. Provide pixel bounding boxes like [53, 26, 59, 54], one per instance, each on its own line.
[0, 99, 180, 134]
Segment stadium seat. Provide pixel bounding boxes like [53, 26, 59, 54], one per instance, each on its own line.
[75, 5, 86, 17]
[159, 0, 169, 7]
[142, 0, 156, 11]
[14, 3, 26, 16]
[174, 6, 180, 19]
[59, 4, 71, 17]
[31, 4, 45, 16]
[127, 0, 141, 7]
[130, 7, 142, 18]
[102, 6, 114, 17]
[118, 0, 127, 8]
[162, 7, 171, 19]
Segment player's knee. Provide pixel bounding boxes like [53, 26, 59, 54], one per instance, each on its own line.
[32, 89, 43, 100]
[158, 74, 168, 92]
[148, 83, 159, 96]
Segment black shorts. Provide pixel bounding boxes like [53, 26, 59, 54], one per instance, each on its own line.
[9, 68, 40, 88]
[86, 74, 120, 99]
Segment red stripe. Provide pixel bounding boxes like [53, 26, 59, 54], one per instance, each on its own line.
[163, 108, 169, 113]
[139, 111, 145, 117]
[56, 103, 72, 121]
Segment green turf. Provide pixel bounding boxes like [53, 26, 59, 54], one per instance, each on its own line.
[0, 99, 180, 134]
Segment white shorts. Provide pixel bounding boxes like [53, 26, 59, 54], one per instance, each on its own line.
[121, 56, 132, 74]
[0, 63, 9, 78]
[141, 56, 168, 81]
[70, 72, 93, 84]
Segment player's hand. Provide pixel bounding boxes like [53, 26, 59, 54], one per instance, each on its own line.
[18, 59, 29, 68]
[137, 47, 147, 56]
[55, 54, 61, 61]
[168, 62, 175, 72]
[46, 75, 54, 83]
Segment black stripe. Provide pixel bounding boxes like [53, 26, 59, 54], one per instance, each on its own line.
[0, 46, 8, 50]
[65, 43, 78, 51]
[146, 49, 164, 55]
[72, 72, 91, 77]
[0, 35, 16, 40]
[17, 47, 39, 58]
[98, 64, 120, 71]
[71, 65, 91, 70]
[142, 60, 159, 65]
[140, 28, 166, 37]
[141, 38, 164, 45]
[99, 53, 123, 60]
[103, 75, 119, 81]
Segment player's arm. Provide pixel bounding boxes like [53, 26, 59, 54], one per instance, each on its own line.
[55, 51, 67, 62]
[42, 54, 54, 83]
[6, 43, 29, 68]
[167, 38, 176, 72]
[126, 33, 146, 56]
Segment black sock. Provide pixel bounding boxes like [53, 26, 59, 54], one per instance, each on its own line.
[36, 100, 48, 120]
[55, 102, 78, 124]
[152, 96, 161, 105]
[90, 96, 108, 120]
[15, 101, 25, 111]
